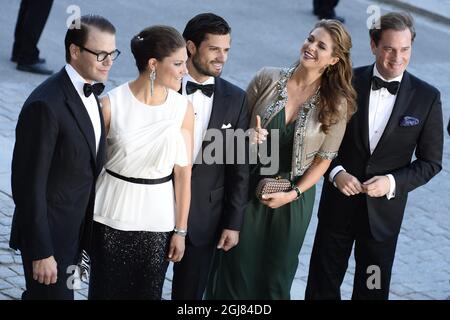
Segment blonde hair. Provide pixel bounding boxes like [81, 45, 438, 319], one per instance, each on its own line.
[313, 19, 357, 133]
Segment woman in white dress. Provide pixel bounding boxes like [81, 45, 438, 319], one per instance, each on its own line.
[88, 26, 194, 300]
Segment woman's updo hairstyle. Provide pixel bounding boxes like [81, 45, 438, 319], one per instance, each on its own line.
[131, 25, 186, 73]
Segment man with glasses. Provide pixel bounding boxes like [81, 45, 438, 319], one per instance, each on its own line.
[10, 14, 118, 300]
[76, 45, 120, 63]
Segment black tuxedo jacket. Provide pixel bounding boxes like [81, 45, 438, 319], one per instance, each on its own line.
[10, 68, 106, 265]
[186, 77, 249, 246]
[318, 65, 443, 241]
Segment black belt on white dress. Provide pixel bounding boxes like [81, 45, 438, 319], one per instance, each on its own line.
[105, 169, 172, 185]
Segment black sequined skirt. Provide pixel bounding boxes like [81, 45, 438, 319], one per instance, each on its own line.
[88, 221, 171, 300]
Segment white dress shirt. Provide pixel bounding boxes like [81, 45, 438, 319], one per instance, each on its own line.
[182, 74, 215, 162]
[65, 64, 101, 154]
[329, 65, 403, 199]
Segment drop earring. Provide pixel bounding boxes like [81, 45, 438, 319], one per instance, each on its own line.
[150, 69, 156, 96]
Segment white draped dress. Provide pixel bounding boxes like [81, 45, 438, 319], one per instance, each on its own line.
[94, 83, 189, 232]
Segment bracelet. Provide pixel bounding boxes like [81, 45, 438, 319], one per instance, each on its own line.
[293, 186, 302, 200]
[173, 228, 187, 237]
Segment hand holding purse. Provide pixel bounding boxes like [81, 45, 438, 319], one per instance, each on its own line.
[255, 176, 293, 200]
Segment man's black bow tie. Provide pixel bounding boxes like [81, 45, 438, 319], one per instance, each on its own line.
[83, 83, 105, 98]
[186, 81, 214, 97]
[371, 76, 400, 95]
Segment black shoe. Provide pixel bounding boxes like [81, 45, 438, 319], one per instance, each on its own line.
[319, 15, 345, 23]
[11, 56, 46, 64]
[17, 62, 53, 75]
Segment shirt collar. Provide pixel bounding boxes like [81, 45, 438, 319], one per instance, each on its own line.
[65, 64, 92, 98]
[373, 64, 403, 83]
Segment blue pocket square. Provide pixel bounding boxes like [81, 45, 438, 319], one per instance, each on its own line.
[399, 116, 419, 127]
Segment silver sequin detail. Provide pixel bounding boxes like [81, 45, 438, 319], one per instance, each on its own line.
[317, 150, 338, 160]
[259, 65, 322, 179]
[89, 223, 171, 300]
[261, 67, 294, 127]
[291, 90, 320, 178]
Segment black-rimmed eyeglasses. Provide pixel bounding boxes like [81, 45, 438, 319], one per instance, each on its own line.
[79, 45, 121, 62]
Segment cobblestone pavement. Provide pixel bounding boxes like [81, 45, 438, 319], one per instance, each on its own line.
[0, 0, 449, 300]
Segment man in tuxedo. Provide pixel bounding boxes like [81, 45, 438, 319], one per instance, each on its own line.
[11, 0, 54, 75]
[305, 12, 443, 300]
[10, 14, 119, 300]
[172, 13, 249, 300]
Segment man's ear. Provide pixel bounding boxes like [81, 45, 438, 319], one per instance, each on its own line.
[370, 39, 377, 55]
[186, 40, 197, 56]
[69, 43, 80, 61]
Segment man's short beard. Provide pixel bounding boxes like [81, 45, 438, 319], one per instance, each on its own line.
[191, 53, 221, 78]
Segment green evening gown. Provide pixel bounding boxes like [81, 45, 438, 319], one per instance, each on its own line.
[205, 108, 316, 300]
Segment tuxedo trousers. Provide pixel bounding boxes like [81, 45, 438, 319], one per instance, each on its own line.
[313, 0, 339, 17]
[305, 199, 399, 300]
[12, 0, 53, 64]
[171, 239, 215, 300]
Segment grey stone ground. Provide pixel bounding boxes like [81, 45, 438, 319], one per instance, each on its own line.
[0, 0, 449, 300]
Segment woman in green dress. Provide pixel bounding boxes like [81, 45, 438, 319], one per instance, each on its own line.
[205, 20, 356, 299]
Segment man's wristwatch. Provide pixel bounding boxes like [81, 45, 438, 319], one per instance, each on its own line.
[173, 228, 187, 237]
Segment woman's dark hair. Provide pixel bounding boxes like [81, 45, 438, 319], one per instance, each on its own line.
[182, 13, 231, 56]
[131, 25, 186, 73]
[64, 14, 116, 63]
[370, 12, 416, 46]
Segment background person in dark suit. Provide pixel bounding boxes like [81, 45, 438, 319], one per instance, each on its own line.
[171, 13, 249, 300]
[11, 0, 54, 75]
[10, 15, 118, 300]
[305, 12, 443, 300]
[313, 0, 345, 23]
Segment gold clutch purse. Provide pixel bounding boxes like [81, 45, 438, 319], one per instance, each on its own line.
[255, 176, 292, 200]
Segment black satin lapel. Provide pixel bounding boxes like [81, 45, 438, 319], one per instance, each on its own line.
[192, 78, 231, 173]
[95, 95, 106, 174]
[356, 66, 373, 155]
[372, 72, 414, 155]
[207, 78, 230, 131]
[65, 99, 97, 162]
[60, 69, 97, 162]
